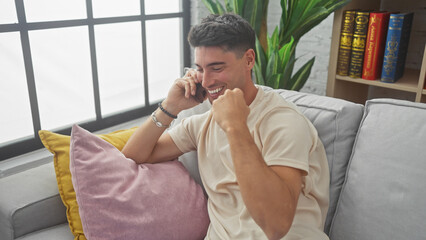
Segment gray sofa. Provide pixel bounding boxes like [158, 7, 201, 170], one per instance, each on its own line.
[1, 86, 426, 240]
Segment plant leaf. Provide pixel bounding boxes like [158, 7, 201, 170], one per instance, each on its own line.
[234, 0, 244, 15]
[243, 0, 255, 26]
[251, 0, 263, 35]
[292, 0, 315, 22]
[290, 7, 329, 42]
[271, 26, 279, 49]
[280, 0, 288, 24]
[254, 62, 265, 85]
[279, 51, 296, 89]
[277, 37, 295, 89]
[243, 0, 265, 35]
[268, 74, 282, 89]
[255, 36, 267, 77]
[279, 0, 349, 46]
[224, 0, 233, 12]
[278, 36, 295, 67]
[202, 0, 220, 14]
[289, 57, 315, 91]
[267, 26, 279, 58]
[265, 49, 279, 85]
[216, 0, 226, 15]
[323, 0, 351, 11]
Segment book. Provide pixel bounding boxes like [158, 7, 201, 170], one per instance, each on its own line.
[381, 12, 414, 83]
[336, 10, 357, 76]
[348, 11, 371, 78]
[362, 12, 391, 80]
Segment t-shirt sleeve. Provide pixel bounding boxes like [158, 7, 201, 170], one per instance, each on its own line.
[258, 108, 315, 175]
[168, 112, 210, 154]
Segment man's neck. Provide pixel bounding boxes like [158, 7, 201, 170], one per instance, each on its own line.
[244, 82, 259, 106]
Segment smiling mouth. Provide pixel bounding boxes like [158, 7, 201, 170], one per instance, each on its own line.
[208, 87, 224, 95]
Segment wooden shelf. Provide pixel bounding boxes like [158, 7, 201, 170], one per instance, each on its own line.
[336, 69, 420, 93]
[326, 0, 426, 104]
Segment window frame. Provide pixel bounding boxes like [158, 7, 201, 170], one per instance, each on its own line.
[0, 0, 191, 161]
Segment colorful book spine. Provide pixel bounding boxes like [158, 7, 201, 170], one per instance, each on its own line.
[336, 10, 357, 76]
[348, 11, 370, 78]
[362, 12, 390, 80]
[381, 12, 414, 83]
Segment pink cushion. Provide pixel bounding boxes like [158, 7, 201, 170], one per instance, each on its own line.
[69, 125, 209, 240]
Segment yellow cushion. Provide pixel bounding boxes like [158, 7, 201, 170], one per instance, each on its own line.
[39, 127, 137, 240]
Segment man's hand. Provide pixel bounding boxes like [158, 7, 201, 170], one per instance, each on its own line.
[212, 88, 250, 133]
[162, 68, 206, 116]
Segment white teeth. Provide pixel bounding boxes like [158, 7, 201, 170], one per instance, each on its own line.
[208, 87, 223, 94]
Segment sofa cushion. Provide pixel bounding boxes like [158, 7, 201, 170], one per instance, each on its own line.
[0, 162, 67, 240]
[262, 87, 364, 233]
[39, 127, 138, 240]
[329, 99, 426, 240]
[69, 125, 209, 240]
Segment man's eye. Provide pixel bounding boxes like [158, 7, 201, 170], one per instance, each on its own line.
[196, 69, 203, 73]
[212, 67, 223, 71]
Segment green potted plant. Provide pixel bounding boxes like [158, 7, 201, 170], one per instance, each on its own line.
[202, 0, 349, 90]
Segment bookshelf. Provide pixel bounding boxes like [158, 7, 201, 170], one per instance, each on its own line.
[326, 0, 426, 104]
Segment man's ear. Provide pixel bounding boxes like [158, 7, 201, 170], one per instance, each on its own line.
[244, 49, 256, 70]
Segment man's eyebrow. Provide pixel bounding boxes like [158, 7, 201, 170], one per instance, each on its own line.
[195, 62, 225, 68]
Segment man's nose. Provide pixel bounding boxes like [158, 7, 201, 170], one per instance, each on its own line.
[200, 71, 213, 88]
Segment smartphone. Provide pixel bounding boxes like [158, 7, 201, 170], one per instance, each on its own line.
[195, 83, 207, 103]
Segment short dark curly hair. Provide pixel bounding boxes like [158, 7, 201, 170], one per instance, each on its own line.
[187, 13, 255, 58]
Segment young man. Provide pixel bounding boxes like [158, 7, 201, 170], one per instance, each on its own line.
[122, 13, 330, 240]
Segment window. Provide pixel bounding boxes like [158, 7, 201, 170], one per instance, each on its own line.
[0, 0, 191, 161]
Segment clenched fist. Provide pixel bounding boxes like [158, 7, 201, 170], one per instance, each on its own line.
[212, 88, 250, 133]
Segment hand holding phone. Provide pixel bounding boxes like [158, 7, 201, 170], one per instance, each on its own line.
[195, 82, 207, 103]
[184, 67, 206, 103]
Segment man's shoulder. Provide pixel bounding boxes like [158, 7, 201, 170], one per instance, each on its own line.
[252, 87, 301, 118]
[252, 88, 315, 137]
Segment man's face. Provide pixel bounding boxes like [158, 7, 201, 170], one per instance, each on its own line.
[194, 46, 250, 103]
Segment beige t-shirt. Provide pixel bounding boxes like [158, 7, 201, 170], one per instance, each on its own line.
[168, 87, 330, 240]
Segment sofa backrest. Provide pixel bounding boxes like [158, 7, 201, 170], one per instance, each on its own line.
[329, 99, 426, 240]
[174, 86, 364, 233]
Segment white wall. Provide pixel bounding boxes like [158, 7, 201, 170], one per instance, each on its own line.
[190, 0, 334, 96]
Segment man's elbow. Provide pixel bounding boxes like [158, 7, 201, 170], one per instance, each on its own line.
[121, 148, 146, 164]
[263, 218, 292, 240]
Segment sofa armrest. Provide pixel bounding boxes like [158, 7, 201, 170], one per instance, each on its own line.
[0, 162, 67, 240]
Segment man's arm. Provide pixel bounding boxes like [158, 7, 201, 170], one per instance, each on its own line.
[121, 108, 182, 164]
[122, 69, 205, 164]
[212, 88, 303, 240]
[226, 125, 302, 240]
